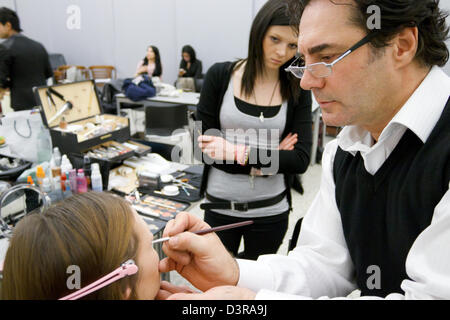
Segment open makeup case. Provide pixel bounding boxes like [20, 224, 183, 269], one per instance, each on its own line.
[33, 80, 152, 189]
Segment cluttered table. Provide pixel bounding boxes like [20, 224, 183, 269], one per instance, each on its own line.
[0, 145, 204, 279]
[0, 80, 205, 284]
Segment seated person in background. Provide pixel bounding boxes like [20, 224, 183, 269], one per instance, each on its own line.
[178, 45, 202, 79]
[136, 45, 162, 79]
[1, 192, 162, 300]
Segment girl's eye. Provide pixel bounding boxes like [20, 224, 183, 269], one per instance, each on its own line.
[288, 44, 298, 50]
[271, 36, 279, 42]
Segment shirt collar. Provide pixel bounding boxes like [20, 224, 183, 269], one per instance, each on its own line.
[386, 66, 450, 143]
[337, 66, 450, 153]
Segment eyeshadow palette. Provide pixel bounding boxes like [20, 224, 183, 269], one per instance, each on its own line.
[140, 215, 167, 235]
[132, 195, 189, 222]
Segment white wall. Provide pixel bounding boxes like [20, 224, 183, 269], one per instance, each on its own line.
[12, 0, 265, 85]
[174, 0, 253, 77]
[9, 0, 450, 83]
[112, 0, 177, 82]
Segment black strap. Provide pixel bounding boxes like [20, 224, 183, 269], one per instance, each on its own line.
[200, 190, 287, 212]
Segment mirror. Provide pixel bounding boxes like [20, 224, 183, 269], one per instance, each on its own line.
[0, 184, 51, 239]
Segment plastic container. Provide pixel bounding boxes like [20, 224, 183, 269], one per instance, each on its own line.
[53, 147, 62, 167]
[37, 125, 52, 163]
[27, 175, 35, 186]
[90, 163, 103, 192]
[51, 176, 63, 202]
[69, 169, 77, 194]
[83, 155, 91, 188]
[61, 155, 73, 173]
[42, 177, 52, 193]
[36, 165, 46, 190]
[63, 180, 73, 198]
[50, 158, 61, 178]
[76, 169, 88, 194]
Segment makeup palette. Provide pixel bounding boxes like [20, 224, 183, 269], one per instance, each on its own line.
[132, 195, 188, 222]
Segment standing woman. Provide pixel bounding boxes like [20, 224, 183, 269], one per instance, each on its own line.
[136, 45, 163, 78]
[196, 0, 312, 260]
[179, 45, 203, 79]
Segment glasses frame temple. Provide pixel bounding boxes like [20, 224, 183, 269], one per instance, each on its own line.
[59, 260, 138, 300]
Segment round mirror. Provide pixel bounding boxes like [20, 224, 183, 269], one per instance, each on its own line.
[0, 184, 51, 239]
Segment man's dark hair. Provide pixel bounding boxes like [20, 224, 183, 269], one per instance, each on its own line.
[288, 0, 449, 67]
[0, 7, 22, 32]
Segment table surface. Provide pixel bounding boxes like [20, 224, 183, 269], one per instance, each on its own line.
[116, 91, 200, 106]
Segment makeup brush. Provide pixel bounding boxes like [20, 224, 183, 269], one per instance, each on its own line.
[152, 220, 253, 244]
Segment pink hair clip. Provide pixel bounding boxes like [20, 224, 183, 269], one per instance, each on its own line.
[59, 259, 138, 300]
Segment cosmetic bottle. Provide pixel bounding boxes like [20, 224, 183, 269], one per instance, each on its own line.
[42, 177, 52, 195]
[63, 179, 73, 199]
[90, 163, 103, 192]
[82, 155, 92, 187]
[50, 176, 63, 202]
[69, 169, 77, 194]
[50, 157, 61, 178]
[27, 175, 35, 186]
[53, 147, 62, 167]
[77, 169, 88, 194]
[36, 165, 46, 191]
[61, 155, 73, 174]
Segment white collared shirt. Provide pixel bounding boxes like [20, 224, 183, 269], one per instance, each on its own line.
[237, 66, 450, 300]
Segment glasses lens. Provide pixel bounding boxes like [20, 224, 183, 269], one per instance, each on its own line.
[310, 64, 332, 78]
[291, 67, 305, 79]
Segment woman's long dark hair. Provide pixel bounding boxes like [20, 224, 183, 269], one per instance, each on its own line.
[143, 45, 162, 77]
[182, 45, 197, 63]
[240, 0, 300, 102]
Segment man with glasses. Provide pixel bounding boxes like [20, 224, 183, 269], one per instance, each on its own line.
[158, 0, 450, 300]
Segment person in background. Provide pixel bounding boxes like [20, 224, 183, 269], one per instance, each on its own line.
[136, 45, 162, 79]
[0, 7, 53, 111]
[194, 0, 312, 261]
[1, 192, 162, 300]
[159, 0, 450, 300]
[178, 45, 203, 79]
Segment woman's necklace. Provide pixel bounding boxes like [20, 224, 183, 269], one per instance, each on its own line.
[254, 80, 279, 123]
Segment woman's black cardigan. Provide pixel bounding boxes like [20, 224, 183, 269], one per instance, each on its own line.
[195, 61, 312, 210]
[180, 59, 203, 78]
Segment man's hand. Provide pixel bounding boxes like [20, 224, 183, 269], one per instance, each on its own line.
[156, 281, 198, 300]
[159, 212, 240, 292]
[167, 285, 257, 300]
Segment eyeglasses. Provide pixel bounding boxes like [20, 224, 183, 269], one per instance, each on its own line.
[59, 259, 138, 300]
[285, 32, 377, 79]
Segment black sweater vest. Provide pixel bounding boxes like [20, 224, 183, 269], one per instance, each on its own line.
[333, 98, 450, 297]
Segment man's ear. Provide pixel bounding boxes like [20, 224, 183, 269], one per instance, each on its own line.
[391, 26, 419, 68]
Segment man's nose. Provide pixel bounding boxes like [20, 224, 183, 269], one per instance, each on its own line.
[300, 68, 325, 91]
